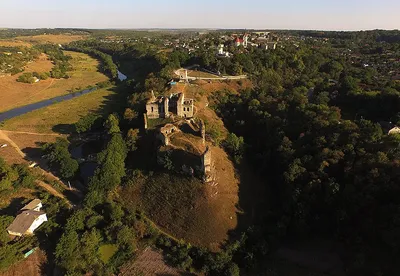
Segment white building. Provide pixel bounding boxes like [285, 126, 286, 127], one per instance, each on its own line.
[389, 126, 400, 135]
[216, 44, 232, 58]
[7, 199, 47, 237]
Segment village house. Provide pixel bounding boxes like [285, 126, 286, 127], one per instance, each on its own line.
[216, 44, 232, 58]
[7, 199, 47, 237]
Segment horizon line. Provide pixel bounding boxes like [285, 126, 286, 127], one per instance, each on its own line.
[1, 27, 399, 32]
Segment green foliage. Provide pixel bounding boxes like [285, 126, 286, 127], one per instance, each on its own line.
[17, 72, 37, 83]
[0, 157, 18, 191]
[0, 215, 13, 246]
[123, 108, 137, 122]
[211, 76, 400, 269]
[13, 163, 35, 188]
[205, 121, 223, 146]
[0, 46, 40, 74]
[104, 114, 121, 134]
[74, 113, 102, 133]
[42, 138, 79, 179]
[125, 129, 140, 152]
[224, 133, 245, 164]
[35, 44, 72, 79]
[0, 244, 23, 272]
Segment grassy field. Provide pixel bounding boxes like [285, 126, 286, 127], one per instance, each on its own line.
[0, 51, 108, 113]
[99, 244, 118, 263]
[15, 34, 88, 45]
[2, 86, 116, 134]
[0, 40, 32, 48]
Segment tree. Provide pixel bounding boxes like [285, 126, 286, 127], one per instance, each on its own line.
[126, 129, 140, 152]
[0, 216, 13, 245]
[123, 108, 137, 122]
[0, 157, 18, 191]
[224, 133, 245, 163]
[104, 114, 120, 134]
[42, 138, 78, 179]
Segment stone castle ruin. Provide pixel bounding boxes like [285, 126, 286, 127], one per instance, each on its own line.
[145, 90, 212, 182]
[146, 91, 194, 119]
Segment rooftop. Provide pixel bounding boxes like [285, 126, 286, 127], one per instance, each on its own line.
[21, 199, 42, 211]
[7, 210, 46, 234]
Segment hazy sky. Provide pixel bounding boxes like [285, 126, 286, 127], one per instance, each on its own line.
[0, 0, 399, 30]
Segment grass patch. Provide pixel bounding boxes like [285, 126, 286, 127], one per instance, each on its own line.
[99, 244, 118, 264]
[146, 117, 174, 129]
[120, 173, 224, 247]
[2, 86, 116, 134]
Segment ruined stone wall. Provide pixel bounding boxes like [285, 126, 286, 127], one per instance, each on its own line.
[199, 119, 206, 145]
[164, 97, 170, 118]
[143, 113, 148, 129]
[146, 102, 161, 119]
[158, 124, 179, 146]
[201, 146, 212, 182]
[176, 93, 184, 117]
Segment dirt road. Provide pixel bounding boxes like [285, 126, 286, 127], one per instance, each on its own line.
[0, 129, 73, 205]
[0, 129, 26, 157]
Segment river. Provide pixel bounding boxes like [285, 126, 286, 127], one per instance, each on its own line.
[0, 70, 127, 123]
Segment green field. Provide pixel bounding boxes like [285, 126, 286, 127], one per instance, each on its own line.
[2, 86, 116, 134]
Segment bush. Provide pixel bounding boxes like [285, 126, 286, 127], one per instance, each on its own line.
[17, 72, 36, 83]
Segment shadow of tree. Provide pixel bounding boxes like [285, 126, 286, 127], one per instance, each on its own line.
[0, 197, 28, 216]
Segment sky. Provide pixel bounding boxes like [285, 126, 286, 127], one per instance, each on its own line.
[0, 0, 399, 31]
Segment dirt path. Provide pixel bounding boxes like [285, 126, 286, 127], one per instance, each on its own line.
[0, 130, 63, 136]
[36, 180, 72, 207]
[0, 129, 73, 205]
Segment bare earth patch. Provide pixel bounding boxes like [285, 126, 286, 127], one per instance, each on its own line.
[119, 247, 190, 276]
[0, 249, 47, 276]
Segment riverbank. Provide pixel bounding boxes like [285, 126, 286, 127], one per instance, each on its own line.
[0, 86, 117, 133]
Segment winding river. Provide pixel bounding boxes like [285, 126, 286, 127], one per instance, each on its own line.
[0, 70, 127, 123]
